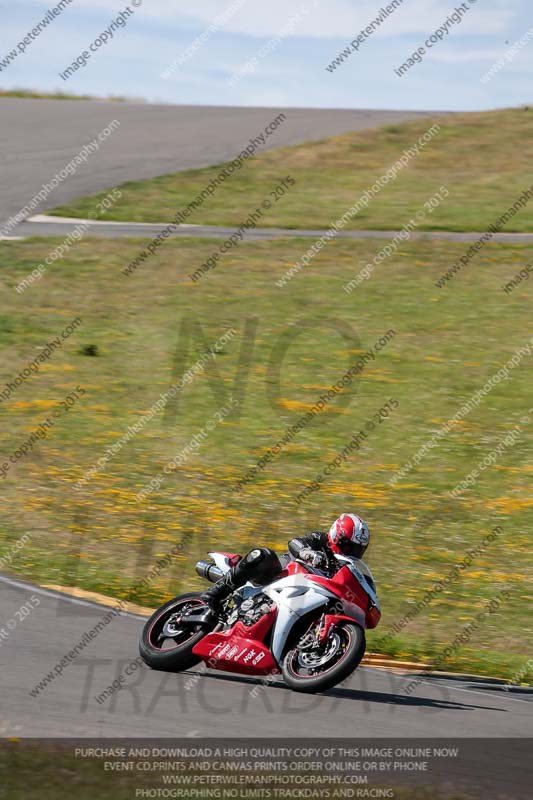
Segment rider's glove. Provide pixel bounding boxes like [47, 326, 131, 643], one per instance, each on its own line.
[299, 548, 327, 569]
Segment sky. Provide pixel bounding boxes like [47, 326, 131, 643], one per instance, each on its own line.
[0, 0, 531, 109]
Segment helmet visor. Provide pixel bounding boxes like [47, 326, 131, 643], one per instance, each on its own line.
[338, 537, 367, 558]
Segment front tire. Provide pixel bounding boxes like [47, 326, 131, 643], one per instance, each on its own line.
[282, 621, 365, 693]
[139, 592, 210, 672]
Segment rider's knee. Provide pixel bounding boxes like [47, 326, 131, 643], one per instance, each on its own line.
[243, 547, 281, 581]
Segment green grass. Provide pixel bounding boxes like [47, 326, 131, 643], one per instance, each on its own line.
[0, 234, 532, 681]
[0, 88, 128, 101]
[50, 107, 533, 232]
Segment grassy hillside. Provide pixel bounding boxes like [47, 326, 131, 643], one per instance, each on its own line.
[0, 88, 127, 101]
[0, 233, 531, 680]
[50, 107, 533, 232]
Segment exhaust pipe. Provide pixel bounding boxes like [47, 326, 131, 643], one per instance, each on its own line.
[195, 560, 223, 583]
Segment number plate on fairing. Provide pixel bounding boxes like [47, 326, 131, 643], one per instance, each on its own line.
[192, 632, 279, 675]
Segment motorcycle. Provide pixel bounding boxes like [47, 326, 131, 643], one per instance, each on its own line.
[139, 550, 381, 693]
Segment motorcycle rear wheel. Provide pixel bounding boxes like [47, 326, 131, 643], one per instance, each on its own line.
[139, 592, 211, 671]
[282, 620, 365, 693]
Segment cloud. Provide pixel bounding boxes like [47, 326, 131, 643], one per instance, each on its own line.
[3, 0, 528, 114]
[163, 0, 513, 39]
[21, 0, 514, 39]
[426, 46, 526, 64]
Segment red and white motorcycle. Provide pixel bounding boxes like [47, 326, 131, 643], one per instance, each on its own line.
[139, 551, 381, 693]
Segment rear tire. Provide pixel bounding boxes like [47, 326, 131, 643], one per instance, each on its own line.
[282, 621, 365, 693]
[139, 592, 210, 672]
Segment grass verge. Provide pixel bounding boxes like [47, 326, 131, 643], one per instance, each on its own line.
[0, 88, 127, 101]
[0, 234, 531, 681]
[49, 108, 533, 232]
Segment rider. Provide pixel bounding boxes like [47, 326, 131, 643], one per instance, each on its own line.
[201, 513, 370, 612]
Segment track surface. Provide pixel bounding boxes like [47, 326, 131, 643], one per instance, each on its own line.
[1, 573, 531, 738]
[1, 102, 531, 775]
[0, 99, 437, 227]
[16, 216, 533, 242]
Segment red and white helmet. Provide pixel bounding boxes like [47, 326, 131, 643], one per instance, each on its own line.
[327, 513, 370, 558]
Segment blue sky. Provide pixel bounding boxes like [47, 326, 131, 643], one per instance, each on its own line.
[0, 0, 531, 109]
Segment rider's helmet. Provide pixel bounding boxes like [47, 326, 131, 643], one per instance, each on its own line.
[327, 513, 370, 558]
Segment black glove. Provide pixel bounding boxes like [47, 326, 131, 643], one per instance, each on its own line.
[299, 548, 327, 569]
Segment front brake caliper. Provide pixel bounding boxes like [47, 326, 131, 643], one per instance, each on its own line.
[162, 612, 183, 637]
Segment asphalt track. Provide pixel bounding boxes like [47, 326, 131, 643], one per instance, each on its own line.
[0, 98, 437, 227]
[1, 102, 531, 793]
[16, 215, 533, 242]
[1, 573, 531, 739]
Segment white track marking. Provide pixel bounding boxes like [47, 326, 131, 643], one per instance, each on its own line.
[362, 668, 532, 705]
[425, 682, 532, 705]
[2, 574, 528, 702]
[28, 214, 200, 228]
[24, 215, 533, 242]
[0, 572, 145, 619]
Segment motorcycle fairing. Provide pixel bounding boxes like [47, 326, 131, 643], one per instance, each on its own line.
[333, 555, 381, 612]
[207, 551, 241, 573]
[193, 553, 381, 672]
[192, 611, 279, 675]
[264, 573, 338, 665]
[194, 573, 335, 671]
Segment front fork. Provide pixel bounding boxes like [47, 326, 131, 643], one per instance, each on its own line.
[318, 613, 363, 644]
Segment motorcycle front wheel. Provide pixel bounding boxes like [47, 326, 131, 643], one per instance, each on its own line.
[282, 620, 365, 693]
[139, 592, 211, 671]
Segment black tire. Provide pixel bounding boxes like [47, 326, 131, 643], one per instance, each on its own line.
[282, 621, 365, 693]
[139, 592, 210, 672]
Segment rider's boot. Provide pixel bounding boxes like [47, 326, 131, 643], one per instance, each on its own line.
[201, 548, 280, 615]
[201, 558, 249, 612]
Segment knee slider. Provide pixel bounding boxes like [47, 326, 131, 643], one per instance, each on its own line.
[245, 548, 265, 564]
[244, 547, 280, 582]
